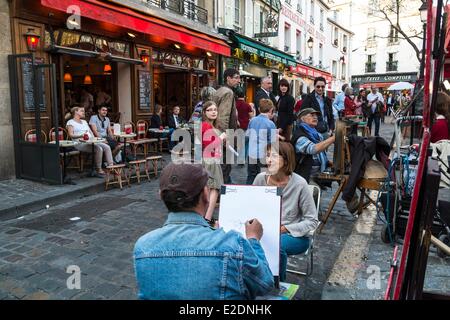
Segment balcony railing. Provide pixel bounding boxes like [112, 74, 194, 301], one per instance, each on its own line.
[365, 62, 376, 73]
[310, 16, 315, 24]
[284, 45, 290, 52]
[297, 4, 302, 13]
[148, 0, 208, 25]
[386, 61, 398, 72]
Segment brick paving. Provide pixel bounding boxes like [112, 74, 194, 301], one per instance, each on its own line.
[0, 119, 448, 300]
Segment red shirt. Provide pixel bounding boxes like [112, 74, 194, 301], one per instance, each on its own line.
[236, 99, 253, 130]
[344, 96, 357, 117]
[201, 121, 222, 158]
[294, 100, 303, 114]
[431, 117, 450, 143]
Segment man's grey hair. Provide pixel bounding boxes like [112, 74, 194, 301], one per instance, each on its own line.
[261, 76, 272, 84]
[200, 86, 216, 102]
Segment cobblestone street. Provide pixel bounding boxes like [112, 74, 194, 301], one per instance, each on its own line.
[0, 120, 448, 300]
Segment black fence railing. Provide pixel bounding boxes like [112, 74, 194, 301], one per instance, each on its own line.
[148, 0, 208, 24]
[386, 61, 398, 71]
[365, 62, 376, 73]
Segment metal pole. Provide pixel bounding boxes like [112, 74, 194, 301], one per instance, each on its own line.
[410, 23, 427, 145]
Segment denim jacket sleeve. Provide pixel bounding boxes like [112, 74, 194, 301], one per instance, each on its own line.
[241, 237, 274, 299]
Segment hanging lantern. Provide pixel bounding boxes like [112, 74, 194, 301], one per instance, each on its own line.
[104, 64, 112, 74]
[83, 64, 92, 85]
[83, 75, 93, 85]
[24, 28, 40, 52]
[63, 73, 73, 83]
[140, 50, 150, 65]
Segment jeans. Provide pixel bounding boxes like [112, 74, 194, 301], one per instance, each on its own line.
[279, 233, 310, 282]
[75, 142, 113, 169]
[246, 158, 262, 185]
[221, 163, 232, 184]
[368, 114, 381, 136]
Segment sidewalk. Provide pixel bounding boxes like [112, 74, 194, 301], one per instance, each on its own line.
[0, 177, 105, 221]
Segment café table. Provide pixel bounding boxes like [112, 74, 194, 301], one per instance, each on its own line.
[78, 137, 107, 177]
[114, 132, 136, 164]
[49, 140, 77, 184]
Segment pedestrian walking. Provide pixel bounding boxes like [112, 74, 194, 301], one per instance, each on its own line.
[212, 68, 240, 184]
[254, 76, 278, 116]
[367, 86, 384, 136]
[276, 78, 295, 141]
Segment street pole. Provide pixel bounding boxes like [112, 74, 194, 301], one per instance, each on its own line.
[410, 22, 427, 145]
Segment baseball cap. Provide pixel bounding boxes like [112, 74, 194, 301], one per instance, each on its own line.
[298, 108, 321, 118]
[159, 163, 209, 199]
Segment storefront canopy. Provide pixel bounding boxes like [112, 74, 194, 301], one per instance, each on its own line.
[231, 33, 297, 67]
[41, 0, 230, 56]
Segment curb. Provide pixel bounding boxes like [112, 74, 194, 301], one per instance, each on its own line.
[0, 181, 105, 221]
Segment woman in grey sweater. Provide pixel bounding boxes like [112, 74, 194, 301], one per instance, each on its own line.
[253, 141, 318, 281]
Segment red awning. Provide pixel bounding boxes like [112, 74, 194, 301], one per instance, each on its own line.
[41, 0, 230, 56]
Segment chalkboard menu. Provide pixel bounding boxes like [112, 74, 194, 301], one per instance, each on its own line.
[138, 70, 151, 110]
[21, 57, 46, 113]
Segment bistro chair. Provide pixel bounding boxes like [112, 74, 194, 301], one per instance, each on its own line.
[144, 155, 163, 179]
[105, 163, 127, 190]
[287, 184, 321, 277]
[24, 129, 47, 143]
[127, 159, 148, 185]
[126, 120, 157, 158]
[49, 127, 82, 172]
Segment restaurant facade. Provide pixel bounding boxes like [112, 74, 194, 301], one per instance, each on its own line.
[219, 28, 297, 104]
[5, 0, 230, 183]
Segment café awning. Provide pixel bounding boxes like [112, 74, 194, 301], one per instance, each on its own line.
[40, 0, 231, 57]
[230, 33, 297, 67]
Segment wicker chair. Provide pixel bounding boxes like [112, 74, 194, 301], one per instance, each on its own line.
[24, 129, 47, 143]
[49, 127, 83, 172]
[127, 120, 158, 158]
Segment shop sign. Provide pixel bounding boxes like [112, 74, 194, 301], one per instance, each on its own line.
[281, 5, 306, 28]
[352, 73, 417, 84]
[239, 43, 296, 67]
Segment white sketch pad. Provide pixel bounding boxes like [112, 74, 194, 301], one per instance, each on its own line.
[218, 185, 281, 276]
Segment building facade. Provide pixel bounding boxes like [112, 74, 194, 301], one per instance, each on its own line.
[275, 0, 333, 98]
[340, 0, 423, 91]
[325, 17, 353, 94]
[3, 0, 230, 182]
[0, 0, 14, 179]
[217, 0, 298, 103]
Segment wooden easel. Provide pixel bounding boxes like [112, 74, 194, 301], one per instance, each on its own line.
[317, 119, 351, 233]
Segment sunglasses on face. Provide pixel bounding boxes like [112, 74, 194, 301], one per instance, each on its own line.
[316, 85, 325, 88]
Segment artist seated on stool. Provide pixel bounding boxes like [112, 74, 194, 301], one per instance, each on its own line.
[133, 163, 274, 300]
[291, 108, 335, 185]
[253, 142, 319, 282]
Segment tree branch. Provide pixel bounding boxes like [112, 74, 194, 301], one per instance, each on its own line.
[376, 7, 421, 63]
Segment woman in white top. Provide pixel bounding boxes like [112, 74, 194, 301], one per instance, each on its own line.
[66, 106, 113, 175]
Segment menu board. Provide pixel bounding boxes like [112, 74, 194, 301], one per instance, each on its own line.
[21, 57, 46, 113]
[138, 70, 151, 110]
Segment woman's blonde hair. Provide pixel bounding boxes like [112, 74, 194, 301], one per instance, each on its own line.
[70, 106, 83, 117]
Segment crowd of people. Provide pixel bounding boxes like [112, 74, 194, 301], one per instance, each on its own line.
[62, 68, 445, 300]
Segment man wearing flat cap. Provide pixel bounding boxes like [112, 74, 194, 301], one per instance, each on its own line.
[291, 108, 335, 183]
[133, 162, 274, 300]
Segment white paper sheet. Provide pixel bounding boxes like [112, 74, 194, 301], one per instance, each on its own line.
[218, 185, 281, 276]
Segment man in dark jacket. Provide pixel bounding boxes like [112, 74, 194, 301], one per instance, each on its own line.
[300, 77, 335, 138]
[254, 76, 277, 115]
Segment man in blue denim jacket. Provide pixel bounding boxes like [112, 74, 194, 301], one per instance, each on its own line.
[134, 163, 274, 300]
